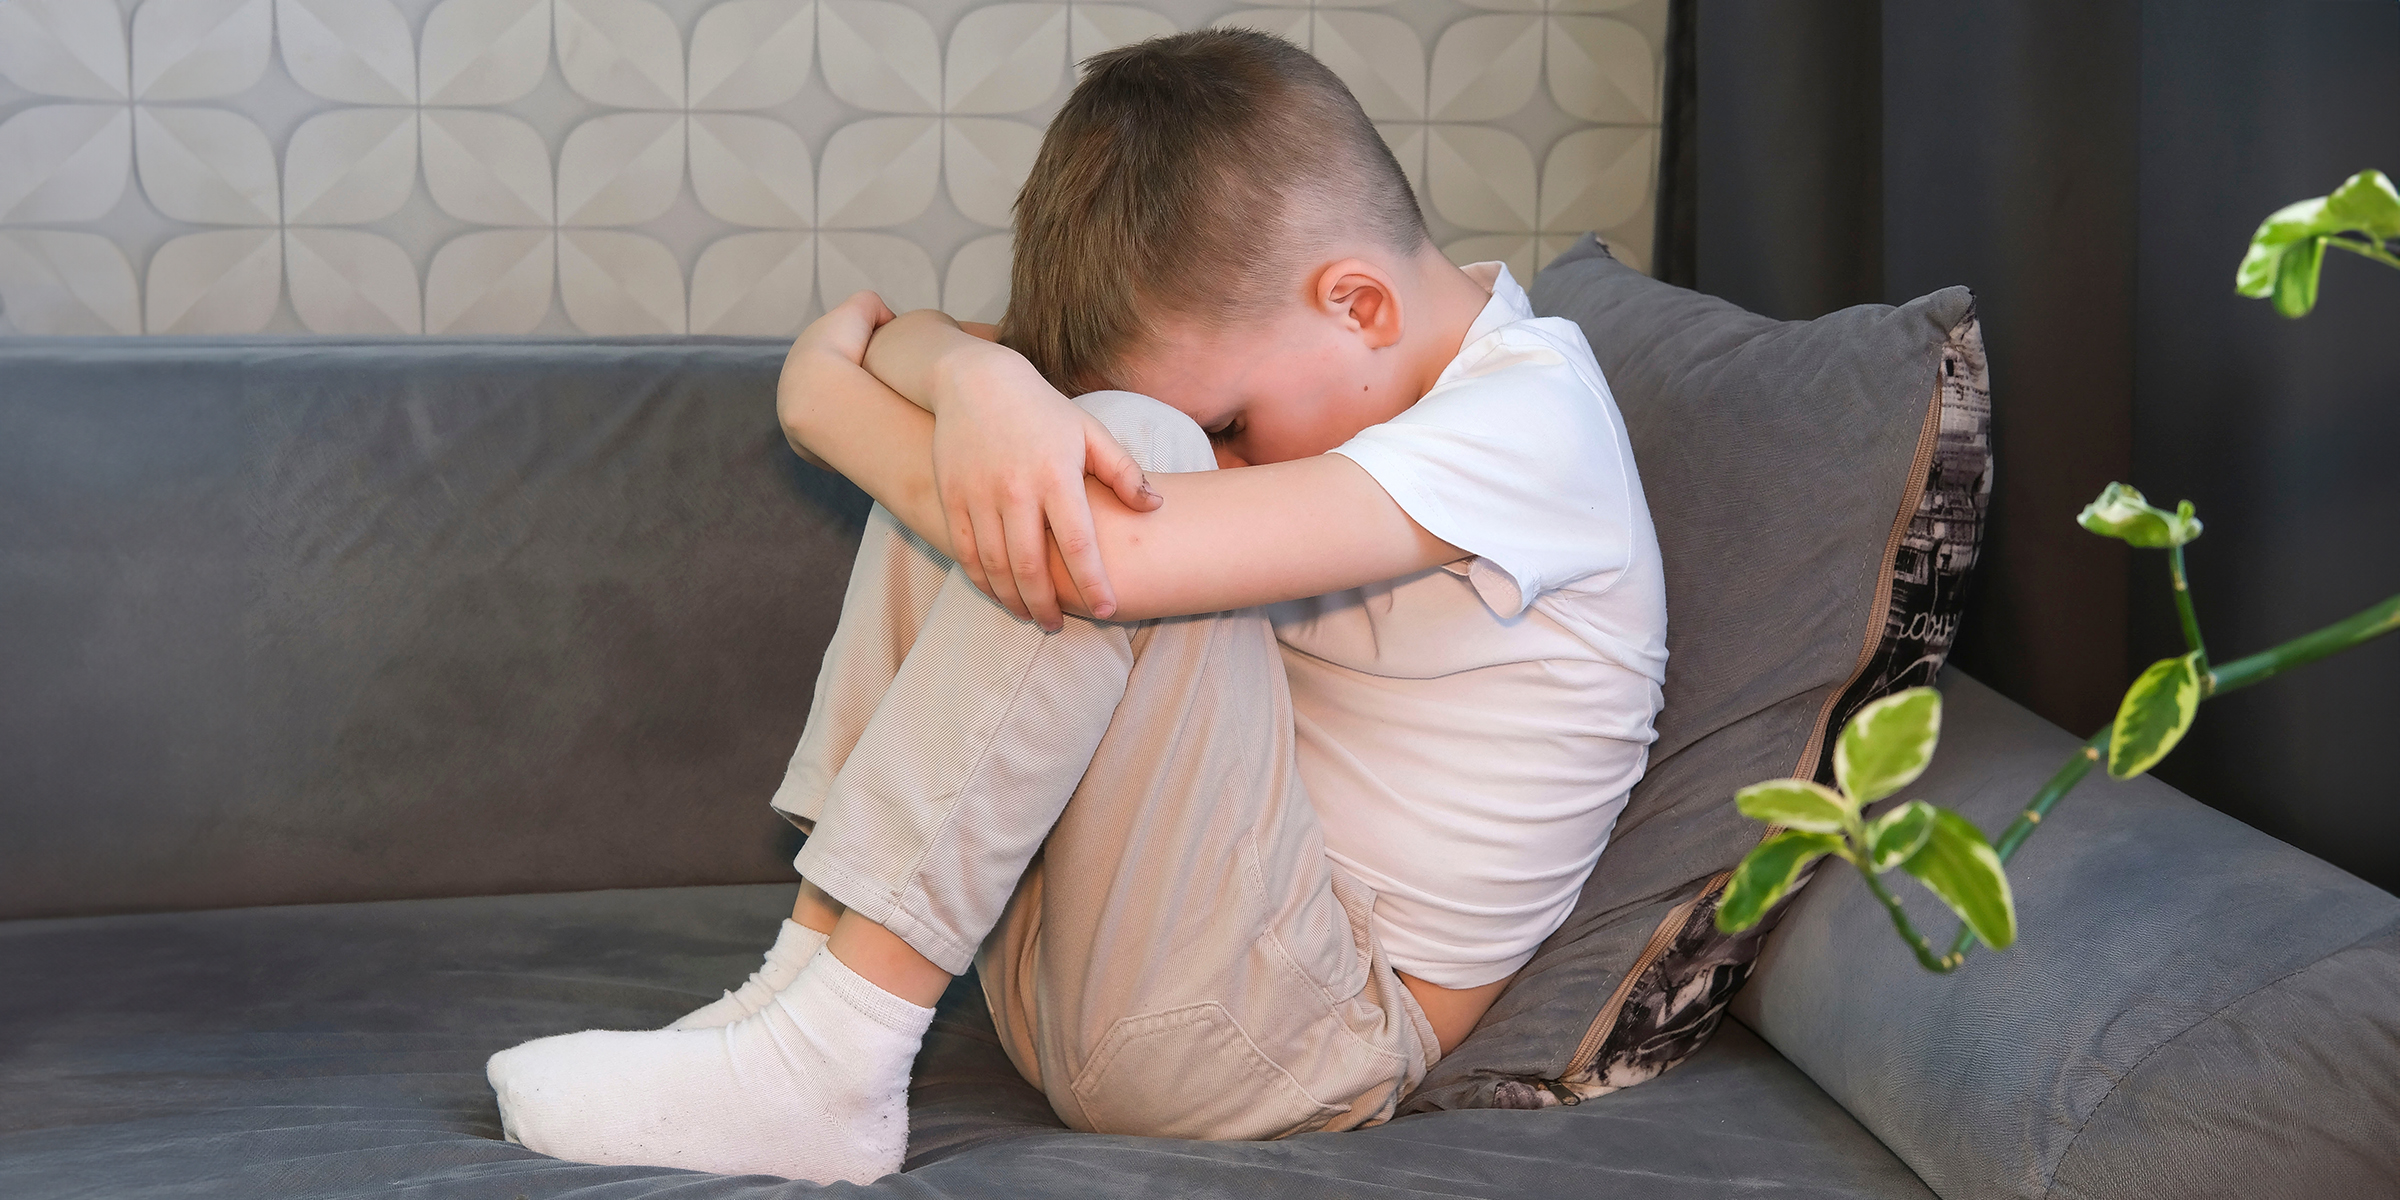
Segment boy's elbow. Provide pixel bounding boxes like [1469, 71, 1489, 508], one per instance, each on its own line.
[774, 400, 830, 469]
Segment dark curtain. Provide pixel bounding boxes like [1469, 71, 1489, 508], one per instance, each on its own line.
[1658, 0, 2400, 891]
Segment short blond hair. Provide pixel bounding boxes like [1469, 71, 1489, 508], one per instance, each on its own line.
[998, 30, 1429, 393]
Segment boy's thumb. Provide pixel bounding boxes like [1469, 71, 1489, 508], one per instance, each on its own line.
[1085, 424, 1162, 511]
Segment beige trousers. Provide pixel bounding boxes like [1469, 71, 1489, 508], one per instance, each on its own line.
[769, 391, 1437, 1141]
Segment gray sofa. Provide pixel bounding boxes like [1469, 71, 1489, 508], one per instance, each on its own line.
[5, 328, 2397, 1195]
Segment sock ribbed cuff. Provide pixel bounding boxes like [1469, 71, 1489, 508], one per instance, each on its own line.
[771, 919, 830, 964]
[814, 950, 937, 1036]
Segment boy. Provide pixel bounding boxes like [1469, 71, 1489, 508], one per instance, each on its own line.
[487, 29, 1666, 1185]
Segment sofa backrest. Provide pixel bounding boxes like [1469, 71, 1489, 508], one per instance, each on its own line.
[0, 338, 866, 919]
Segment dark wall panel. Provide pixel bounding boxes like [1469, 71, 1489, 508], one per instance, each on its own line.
[1693, 0, 1884, 321]
[1880, 0, 2141, 738]
[1681, 0, 2395, 887]
[2133, 1, 2400, 891]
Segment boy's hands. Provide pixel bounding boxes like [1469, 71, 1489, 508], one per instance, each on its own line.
[928, 354, 1160, 628]
[863, 310, 1161, 631]
[779, 293, 1164, 631]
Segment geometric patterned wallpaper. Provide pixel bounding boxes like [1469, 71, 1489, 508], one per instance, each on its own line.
[0, 0, 1662, 335]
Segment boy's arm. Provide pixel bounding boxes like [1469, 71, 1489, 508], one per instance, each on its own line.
[774, 294, 952, 559]
[1060, 455, 1464, 620]
[782, 297, 1464, 625]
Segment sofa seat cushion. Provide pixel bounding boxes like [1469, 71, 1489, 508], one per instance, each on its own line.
[0, 884, 1933, 1199]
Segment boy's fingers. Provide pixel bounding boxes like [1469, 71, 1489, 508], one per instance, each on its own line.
[1046, 484, 1116, 622]
[946, 496, 995, 600]
[1001, 502, 1062, 632]
[971, 507, 1031, 621]
[1084, 419, 1161, 511]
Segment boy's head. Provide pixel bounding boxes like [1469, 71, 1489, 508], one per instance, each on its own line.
[1002, 30, 1462, 466]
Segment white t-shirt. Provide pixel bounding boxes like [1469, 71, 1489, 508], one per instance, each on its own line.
[1267, 262, 1668, 989]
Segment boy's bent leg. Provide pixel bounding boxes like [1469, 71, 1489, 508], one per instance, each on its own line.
[973, 395, 1440, 1142]
[489, 393, 1431, 1178]
[784, 390, 1235, 975]
[663, 505, 945, 1031]
[486, 393, 1235, 1183]
[770, 502, 954, 835]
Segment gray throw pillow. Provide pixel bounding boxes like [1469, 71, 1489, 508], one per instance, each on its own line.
[1402, 235, 1993, 1112]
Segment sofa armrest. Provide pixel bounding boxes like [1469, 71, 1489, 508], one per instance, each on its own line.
[1734, 669, 2400, 1200]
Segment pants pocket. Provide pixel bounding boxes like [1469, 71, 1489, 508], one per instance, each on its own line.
[1069, 1001, 1349, 1140]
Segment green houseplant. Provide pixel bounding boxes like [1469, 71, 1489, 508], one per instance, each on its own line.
[1718, 169, 2400, 972]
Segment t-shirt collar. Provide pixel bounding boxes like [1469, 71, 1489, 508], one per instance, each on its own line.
[1458, 261, 1534, 351]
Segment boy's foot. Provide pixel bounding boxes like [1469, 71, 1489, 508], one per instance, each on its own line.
[487, 949, 934, 1183]
[667, 919, 828, 1029]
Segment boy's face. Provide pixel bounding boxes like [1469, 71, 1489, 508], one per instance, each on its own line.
[1107, 304, 1404, 469]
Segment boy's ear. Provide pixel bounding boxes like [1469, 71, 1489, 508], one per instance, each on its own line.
[1314, 258, 1404, 350]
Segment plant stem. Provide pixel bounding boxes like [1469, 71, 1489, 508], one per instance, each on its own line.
[2169, 544, 2209, 674]
[1991, 729, 2111, 863]
[1935, 587, 2400, 966]
[2324, 234, 2400, 273]
[2207, 590, 2400, 695]
[1858, 862, 1959, 972]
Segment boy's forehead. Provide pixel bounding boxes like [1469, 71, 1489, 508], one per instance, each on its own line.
[1113, 321, 1235, 387]
[1110, 340, 1236, 413]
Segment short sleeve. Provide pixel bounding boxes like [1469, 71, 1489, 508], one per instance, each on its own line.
[1330, 322, 1636, 618]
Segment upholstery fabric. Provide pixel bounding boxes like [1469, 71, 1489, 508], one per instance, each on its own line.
[1406, 235, 1987, 1111]
[1736, 670, 2400, 1200]
[0, 883, 1937, 1199]
[0, 0, 1669, 336]
[0, 337, 865, 919]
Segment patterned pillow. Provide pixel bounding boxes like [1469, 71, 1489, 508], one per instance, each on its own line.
[1402, 235, 1992, 1112]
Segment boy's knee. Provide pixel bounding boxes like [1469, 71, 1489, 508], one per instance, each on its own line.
[1073, 390, 1216, 475]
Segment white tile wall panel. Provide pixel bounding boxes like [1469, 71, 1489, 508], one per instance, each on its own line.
[286, 225, 421, 329]
[690, 228, 813, 332]
[0, 0, 1666, 335]
[419, 0, 550, 105]
[1, 105, 134, 221]
[135, 106, 281, 224]
[131, 0, 272, 101]
[1, 0, 130, 100]
[424, 226, 553, 330]
[277, 0, 418, 104]
[0, 230, 141, 331]
[284, 107, 417, 223]
[687, 0, 815, 110]
[421, 109, 553, 224]
[144, 226, 280, 330]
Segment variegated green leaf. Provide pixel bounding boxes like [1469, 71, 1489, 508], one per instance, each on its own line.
[2235, 171, 2400, 317]
[2324, 169, 2400, 239]
[1734, 779, 1854, 833]
[2273, 235, 2328, 318]
[2248, 196, 2332, 250]
[1716, 831, 1845, 933]
[1833, 687, 1942, 805]
[2109, 651, 2204, 780]
[1899, 808, 2017, 950]
[2235, 230, 2294, 298]
[1863, 800, 1937, 872]
[2076, 483, 2203, 548]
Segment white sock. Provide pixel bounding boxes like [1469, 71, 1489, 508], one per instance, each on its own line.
[488, 949, 935, 1184]
[667, 919, 828, 1029]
